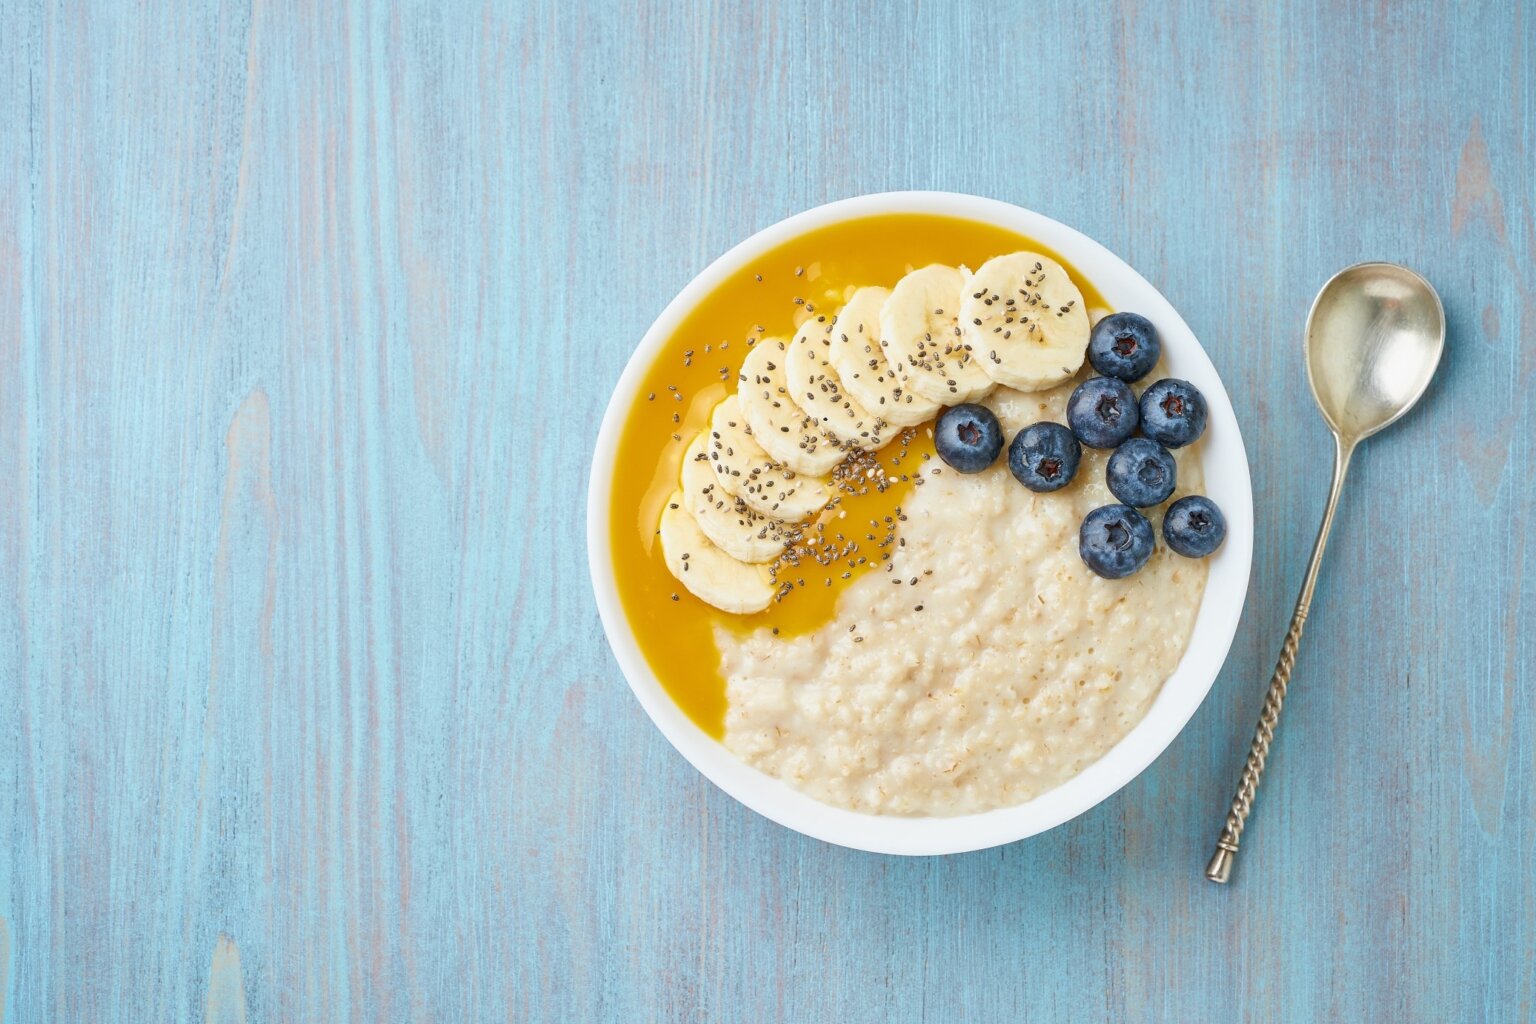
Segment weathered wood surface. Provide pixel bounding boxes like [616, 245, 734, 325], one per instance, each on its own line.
[1, 1, 1532, 1020]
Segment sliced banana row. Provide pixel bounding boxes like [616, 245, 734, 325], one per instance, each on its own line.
[660, 252, 1091, 613]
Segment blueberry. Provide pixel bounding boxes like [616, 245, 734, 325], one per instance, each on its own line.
[1079, 504, 1156, 579]
[1008, 422, 1082, 492]
[1106, 438, 1177, 508]
[934, 403, 1003, 473]
[1139, 378, 1208, 448]
[1088, 312, 1161, 382]
[1163, 495, 1227, 558]
[1066, 376, 1139, 449]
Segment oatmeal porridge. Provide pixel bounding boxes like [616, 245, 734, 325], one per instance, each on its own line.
[719, 383, 1206, 815]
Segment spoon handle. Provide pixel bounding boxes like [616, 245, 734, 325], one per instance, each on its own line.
[1206, 435, 1355, 884]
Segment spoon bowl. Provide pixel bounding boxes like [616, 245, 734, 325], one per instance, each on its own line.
[1304, 262, 1446, 443]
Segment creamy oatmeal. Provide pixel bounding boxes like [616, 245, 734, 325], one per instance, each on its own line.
[718, 380, 1207, 816]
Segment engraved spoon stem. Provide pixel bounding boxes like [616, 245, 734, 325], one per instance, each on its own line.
[1205, 433, 1354, 884]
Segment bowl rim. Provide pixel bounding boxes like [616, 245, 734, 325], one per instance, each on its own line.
[587, 191, 1253, 855]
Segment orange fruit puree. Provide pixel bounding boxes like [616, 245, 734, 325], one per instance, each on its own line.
[608, 214, 1106, 737]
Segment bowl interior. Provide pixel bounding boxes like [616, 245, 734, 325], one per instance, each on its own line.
[587, 192, 1253, 855]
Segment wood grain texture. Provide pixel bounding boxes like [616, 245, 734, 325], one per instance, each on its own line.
[1, 0, 1532, 1020]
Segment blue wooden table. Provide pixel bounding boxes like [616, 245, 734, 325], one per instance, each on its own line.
[2, 2, 1532, 1020]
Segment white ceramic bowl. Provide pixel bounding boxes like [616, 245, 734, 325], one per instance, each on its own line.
[587, 192, 1253, 855]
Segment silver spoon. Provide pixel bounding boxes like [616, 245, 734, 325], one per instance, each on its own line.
[1205, 262, 1445, 884]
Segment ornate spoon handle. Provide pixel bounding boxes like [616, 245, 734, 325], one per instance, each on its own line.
[1206, 436, 1354, 884]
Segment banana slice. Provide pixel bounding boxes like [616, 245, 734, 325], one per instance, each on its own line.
[659, 491, 775, 614]
[879, 264, 996, 405]
[738, 337, 849, 476]
[960, 251, 1090, 391]
[707, 395, 829, 521]
[826, 286, 941, 429]
[680, 433, 790, 564]
[785, 316, 889, 449]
